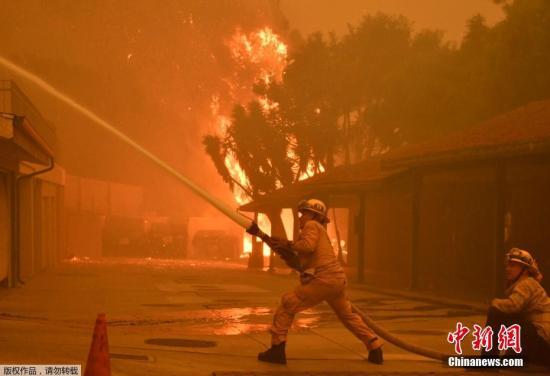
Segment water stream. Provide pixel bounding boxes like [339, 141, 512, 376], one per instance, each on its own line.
[0, 55, 251, 229]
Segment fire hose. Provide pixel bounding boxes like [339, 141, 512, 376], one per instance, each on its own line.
[0, 55, 450, 363]
[349, 305, 449, 362]
[246, 222, 450, 362]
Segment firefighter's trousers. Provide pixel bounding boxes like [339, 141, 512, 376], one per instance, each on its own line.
[271, 277, 383, 350]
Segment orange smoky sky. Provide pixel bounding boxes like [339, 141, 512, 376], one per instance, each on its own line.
[281, 0, 504, 42]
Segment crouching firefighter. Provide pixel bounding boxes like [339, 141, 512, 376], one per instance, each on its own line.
[246, 199, 383, 365]
[482, 248, 550, 367]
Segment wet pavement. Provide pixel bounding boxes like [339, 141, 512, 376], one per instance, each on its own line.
[0, 258, 543, 375]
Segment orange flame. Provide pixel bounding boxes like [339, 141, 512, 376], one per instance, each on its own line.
[298, 161, 325, 181]
[228, 27, 287, 80]
[227, 27, 286, 115]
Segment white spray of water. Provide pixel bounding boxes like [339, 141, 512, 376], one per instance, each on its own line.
[0, 55, 252, 229]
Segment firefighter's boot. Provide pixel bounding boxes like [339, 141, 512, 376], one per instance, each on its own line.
[258, 342, 287, 364]
[368, 347, 384, 364]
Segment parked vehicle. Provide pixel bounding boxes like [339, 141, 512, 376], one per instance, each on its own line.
[190, 230, 240, 260]
[103, 216, 186, 258]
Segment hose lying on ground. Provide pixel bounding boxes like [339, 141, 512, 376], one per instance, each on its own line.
[350, 303, 451, 362]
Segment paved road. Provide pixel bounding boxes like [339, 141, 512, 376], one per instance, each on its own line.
[0, 258, 541, 375]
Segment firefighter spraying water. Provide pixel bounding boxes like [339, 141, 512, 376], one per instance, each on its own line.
[0, 55, 450, 364]
[248, 199, 384, 364]
[247, 199, 450, 364]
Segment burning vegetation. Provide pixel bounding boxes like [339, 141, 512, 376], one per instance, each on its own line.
[204, 0, 550, 262]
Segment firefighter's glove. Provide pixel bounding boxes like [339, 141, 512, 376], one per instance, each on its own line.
[268, 236, 292, 251]
[246, 222, 261, 236]
[269, 237, 301, 272]
[246, 222, 270, 243]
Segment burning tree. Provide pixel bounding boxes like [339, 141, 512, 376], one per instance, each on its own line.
[204, 98, 297, 266]
[254, 32, 341, 173]
[203, 27, 298, 268]
[204, 101, 293, 199]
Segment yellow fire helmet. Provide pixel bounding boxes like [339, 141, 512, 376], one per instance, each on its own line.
[297, 199, 329, 222]
[506, 248, 542, 281]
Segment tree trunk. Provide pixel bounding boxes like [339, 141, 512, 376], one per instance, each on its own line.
[247, 212, 263, 269]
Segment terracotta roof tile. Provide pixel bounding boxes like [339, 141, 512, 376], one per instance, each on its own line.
[384, 99, 550, 166]
[240, 99, 550, 211]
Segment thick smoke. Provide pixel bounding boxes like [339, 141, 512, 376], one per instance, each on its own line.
[0, 0, 287, 218]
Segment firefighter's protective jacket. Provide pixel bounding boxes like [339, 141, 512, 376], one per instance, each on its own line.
[271, 219, 382, 350]
[492, 275, 550, 343]
[291, 220, 345, 279]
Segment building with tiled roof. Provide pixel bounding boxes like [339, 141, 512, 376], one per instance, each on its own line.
[384, 99, 550, 167]
[240, 99, 550, 302]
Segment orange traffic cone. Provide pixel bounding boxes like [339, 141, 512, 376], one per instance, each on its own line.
[84, 313, 111, 376]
